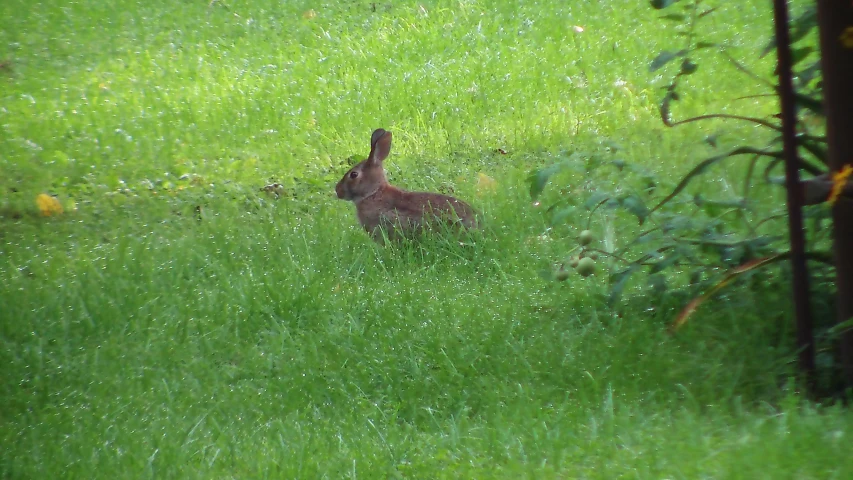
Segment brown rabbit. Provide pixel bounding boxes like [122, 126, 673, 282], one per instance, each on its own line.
[335, 128, 478, 243]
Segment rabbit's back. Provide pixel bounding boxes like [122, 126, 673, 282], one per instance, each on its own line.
[357, 185, 477, 241]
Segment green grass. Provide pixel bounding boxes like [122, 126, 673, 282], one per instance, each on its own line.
[1, 0, 851, 478]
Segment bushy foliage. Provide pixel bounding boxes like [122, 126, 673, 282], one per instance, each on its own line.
[531, 0, 844, 389]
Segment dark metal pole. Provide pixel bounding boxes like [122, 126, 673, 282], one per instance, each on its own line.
[815, 0, 853, 390]
[772, 0, 816, 388]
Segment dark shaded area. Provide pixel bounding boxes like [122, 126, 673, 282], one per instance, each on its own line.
[773, 0, 816, 389]
[815, 0, 853, 391]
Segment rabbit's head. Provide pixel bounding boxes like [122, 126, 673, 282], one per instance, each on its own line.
[335, 128, 392, 203]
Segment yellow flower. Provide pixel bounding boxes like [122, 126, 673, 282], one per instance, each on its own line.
[828, 164, 853, 205]
[36, 193, 64, 216]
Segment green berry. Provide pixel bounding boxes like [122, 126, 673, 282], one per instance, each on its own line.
[569, 256, 580, 268]
[577, 257, 596, 277]
[578, 230, 595, 246]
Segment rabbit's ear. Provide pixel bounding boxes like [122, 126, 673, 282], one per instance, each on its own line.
[367, 129, 392, 165]
[370, 128, 387, 147]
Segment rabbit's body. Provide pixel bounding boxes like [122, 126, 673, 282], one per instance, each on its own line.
[336, 128, 478, 243]
[355, 185, 477, 242]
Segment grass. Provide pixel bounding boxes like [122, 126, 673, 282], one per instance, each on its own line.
[1, 0, 851, 478]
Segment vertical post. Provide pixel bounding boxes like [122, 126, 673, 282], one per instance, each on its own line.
[815, 0, 853, 389]
[772, 0, 816, 388]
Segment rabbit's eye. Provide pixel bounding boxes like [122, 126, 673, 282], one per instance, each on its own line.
[349, 171, 359, 179]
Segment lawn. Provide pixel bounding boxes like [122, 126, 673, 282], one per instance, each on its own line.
[2, 0, 851, 478]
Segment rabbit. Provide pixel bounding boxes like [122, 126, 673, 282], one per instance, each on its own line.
[335, 128, 478, 243]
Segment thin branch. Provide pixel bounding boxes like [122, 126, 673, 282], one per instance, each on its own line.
[754, 213, 790, 230]
[587, 248, 636, 265]
[802, 174, 853, 205]
[667, 113, 782, 131]
[721, 50, 775, 87]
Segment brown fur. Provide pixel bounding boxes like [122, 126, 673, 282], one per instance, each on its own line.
[336, 128, 478, 242]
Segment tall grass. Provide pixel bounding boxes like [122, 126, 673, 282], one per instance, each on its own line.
[2, 0, 850, 478]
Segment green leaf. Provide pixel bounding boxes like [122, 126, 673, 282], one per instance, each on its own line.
[650, 49, 687, 72]
[528, 163, 563, 200]
[624, 163, 659, 190]
[804, 205, 832, 240]
[719, 245, 745, 266]
[660, 13, 685, 21]
[620, 194, 650, 224]
[741, 235, 780, 257]
[650, 248, 683, 273]
[795, 60, 821, 88]
[793, 92, 823, 116]
[697, 7, 718, 19]
[760, 6, 817, 57]
[648, 273, 667, 294]
[696, 196, 748, 217]
[584, 192, 612, 210]
[528, 156, 582, 199]
[825, 317, 853, 338]
[636, 230, 665, 245]
[584, 154, 606, 173]
[791, 46, 814, 67]
[689, 269, 703, 285]
[695, 41, 717, 49]
[608, 264, 641, 306]
[790, 6, 819, 44]
[680, 58, 698, 75]
[650, 0, 679, 9]
[661, 215, 693, 233]
[550, 206, 576, 226]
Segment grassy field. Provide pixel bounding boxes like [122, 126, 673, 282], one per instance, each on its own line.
[2, 0, 851, 478]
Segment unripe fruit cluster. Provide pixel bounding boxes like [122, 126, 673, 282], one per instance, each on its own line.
[555, 230, 597, 281]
